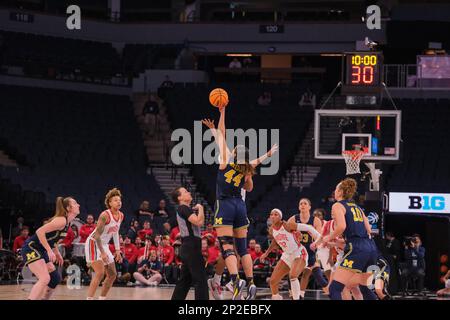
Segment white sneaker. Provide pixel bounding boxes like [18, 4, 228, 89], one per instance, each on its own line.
[246, 284, 257, 300]
[272, 294, 283, 300]
[225, 280, 234, 293]
[149, 281, 158, 286]
[208, 278, 224, 300]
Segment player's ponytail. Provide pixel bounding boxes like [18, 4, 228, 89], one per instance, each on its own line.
[49, 196, 72, 222]
[339, 178, 357, 200]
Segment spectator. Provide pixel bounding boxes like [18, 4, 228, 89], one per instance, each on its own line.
[162, 222, 172, 236]
[228, 58, 242, 69]
[253, 243, 264, 261]
[138, 221, 153, 241]
[114, 236, 133, 285]
[0, 228, 3, 249]
[201, 238, 213, 276]
[401, 234, 426, 295]
[79, 214, 96, 244]
[170, 225, 180, 244]
[135, 200, 153, 224]
[207, 238, 221, 266]
[299, 88, 316, 108]
[123, 236, 139, 274]
[135, 237, 145, 261]
[13, 227, 29, 253]
[153, 199, 169, 235]
[159, 235, 175, 283]
[127, 220, 141, 242]
[136, 237, 157, 263]
[12, 217, 25, 238]
[142, 96, 160, 137]
[71, 225, 80, 243]
[202, 223, 217, 241]
[385, 231, 402, 262]
[155, 199, 169, 219]
[257, 92, 271, 107]
[248, 239, 257, 259]
[61, 225, 75, 257]
[133, 250, 163, 286]
[313, 208, 326, 223]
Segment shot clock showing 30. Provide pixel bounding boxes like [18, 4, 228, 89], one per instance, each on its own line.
[345, 52, 383, 86]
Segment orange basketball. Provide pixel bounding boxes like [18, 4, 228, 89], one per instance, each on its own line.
[441, 255, 448, 264]
[209, 88, 229, 108]
[441, 265, 448, 274]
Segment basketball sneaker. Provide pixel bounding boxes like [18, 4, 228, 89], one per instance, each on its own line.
[208, 278, 223, 300]
[225, 280, 234, 293]
[246, 283, 257, 300]
[232, 279, 246, 300]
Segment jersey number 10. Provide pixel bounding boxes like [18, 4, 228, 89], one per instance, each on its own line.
[351, 207, 364, 222]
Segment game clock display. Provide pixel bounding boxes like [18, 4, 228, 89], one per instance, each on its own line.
[345, 52, 382, 86]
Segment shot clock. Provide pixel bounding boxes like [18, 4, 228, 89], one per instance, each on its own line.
[345, 52, 383, 87]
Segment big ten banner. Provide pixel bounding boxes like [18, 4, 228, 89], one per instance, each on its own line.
[389, 192, 450, 214]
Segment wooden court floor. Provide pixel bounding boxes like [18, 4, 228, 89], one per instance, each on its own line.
[0, 284, 447, 300]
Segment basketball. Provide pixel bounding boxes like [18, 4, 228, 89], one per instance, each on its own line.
[209, 88, 229, 108]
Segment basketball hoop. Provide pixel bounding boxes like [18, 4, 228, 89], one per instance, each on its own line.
[342, 149, 365, 175]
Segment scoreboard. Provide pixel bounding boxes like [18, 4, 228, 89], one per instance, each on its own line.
[342, 52, 383, 94]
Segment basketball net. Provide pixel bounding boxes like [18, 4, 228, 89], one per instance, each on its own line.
[342, 149, 365, 175]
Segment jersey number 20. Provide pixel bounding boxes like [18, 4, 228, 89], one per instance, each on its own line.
[224, 169, 244, 187]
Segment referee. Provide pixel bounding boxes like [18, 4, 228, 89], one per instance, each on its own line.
[171, 186, 209, 300]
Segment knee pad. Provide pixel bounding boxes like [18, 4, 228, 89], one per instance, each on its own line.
[218, 236, 235, 259]
[48, 270, 61, 289]
[359, 285, 377, 300]
[235, 237, 248, 257]
[329, 280, 345, 300]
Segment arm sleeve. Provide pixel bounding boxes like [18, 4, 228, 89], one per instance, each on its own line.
[297, 223, 320, 239]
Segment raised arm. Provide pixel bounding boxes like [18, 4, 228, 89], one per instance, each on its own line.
[250, 144, 278, 168]
[202, 117, 231, 169]
[217, 108, 232, 168]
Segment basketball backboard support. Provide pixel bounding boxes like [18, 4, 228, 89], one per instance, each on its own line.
[314, 109, 401, 161]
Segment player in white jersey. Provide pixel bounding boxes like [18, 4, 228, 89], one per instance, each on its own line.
[260, 209, 320, 300]
[85, 188, 124, 300]
[311, 218, 362, 299]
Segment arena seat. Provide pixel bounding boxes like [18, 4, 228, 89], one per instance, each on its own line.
[0, 85, 167, 224]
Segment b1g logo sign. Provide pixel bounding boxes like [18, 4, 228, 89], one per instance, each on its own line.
[409, 195, 445, 211]
[389, 192, 450, 214]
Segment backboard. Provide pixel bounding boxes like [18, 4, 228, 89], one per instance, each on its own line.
[314, 109, 401, 161]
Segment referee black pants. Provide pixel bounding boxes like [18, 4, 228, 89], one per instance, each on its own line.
[171, 238, 209, 300]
